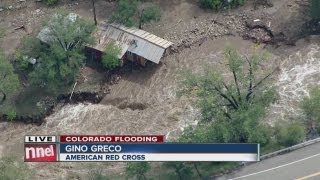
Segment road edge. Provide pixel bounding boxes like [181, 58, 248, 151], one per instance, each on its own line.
[260, 137, 320, 160]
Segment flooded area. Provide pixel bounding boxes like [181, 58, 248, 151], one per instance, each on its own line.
[268, 40, 320, 121]
[1, 0, 320, 178]
[2, 33, 320, 177]
[0, 36, 258, 177]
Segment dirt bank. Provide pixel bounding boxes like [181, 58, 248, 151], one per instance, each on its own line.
[0, 91, 105, 124]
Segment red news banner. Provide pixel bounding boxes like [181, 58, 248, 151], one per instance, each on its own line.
[24, 135, 164, 162]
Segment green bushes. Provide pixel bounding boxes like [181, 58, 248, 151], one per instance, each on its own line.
[199, 0, 246, 10]
[126, 162, 151, 180]
[29, 13, 95, 93]
[310, 0, 320, 20]
[111, 0, 138, 27]
[102, 43, 121, 70]
[111, 0, 161, 29]
[14, 51, 30, 71]
[164, 162, 194, 180]
[179, 48, 277, 145]
[43, 0, 59, 6]
[6, 109, 17, 121]
[300, 87, 320, 134]
[199, 0, 223, 10]
[275, 121, 306, 147]
[0, 52, 20, 105]
[14, 37, 42, 71]
[139, 4, 161, 29]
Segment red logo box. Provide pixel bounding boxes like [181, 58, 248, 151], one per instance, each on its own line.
[24, 144, 57, 162]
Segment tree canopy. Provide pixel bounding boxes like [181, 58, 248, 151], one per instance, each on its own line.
[199, 0, 246, 10]
[111, 0, 161, 29]
[29, 12, 95, 93]
[111, 0, 138, 27]
[102, 42, 121, 70]
[179, 48, 278, 145]
[274, 121, 306, 147]
[126, 162, 151, 180]
[0, 53, 20, 105]
[41, 13, 95, 52]
[310, 0, 320, 20]
[300, 87, 320, 134]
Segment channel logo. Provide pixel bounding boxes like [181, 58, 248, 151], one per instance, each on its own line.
[24, 144, 57, 162]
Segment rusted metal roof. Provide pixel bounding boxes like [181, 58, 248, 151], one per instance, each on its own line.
[91, 23, 173, 64]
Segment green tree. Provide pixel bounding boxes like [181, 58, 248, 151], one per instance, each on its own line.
[6, 109, 17, 121]
[14, 37, 42, 71]
[102, 42, 121, 70]
[300, 87, 320, 134]
[111, 0, 161, 29]
[139, 4, 161, 29]
[179, 48, 277, 144]
[199, 0, 223, 10]
[0, 156, 34, 180]
[43, 0, 59, 6]
[275, 121, 306, 147]
[0, 53, 20, 105]
[165, 162, 194, 180]
[310, 0, 320, 20]
[199, 0, 246, 10]
[30, 12, 95, 93]
[111, 0, 139, 27]
[126, 162, 151, 180]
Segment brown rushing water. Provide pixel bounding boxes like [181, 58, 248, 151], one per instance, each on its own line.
[2, 36, 320, 179]
[268, 43, 320, 122]
[0, 36, 254, 178]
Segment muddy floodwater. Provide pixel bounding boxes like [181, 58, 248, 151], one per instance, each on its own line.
[268, 41, 320, 122]
[1, 36, 320, 178]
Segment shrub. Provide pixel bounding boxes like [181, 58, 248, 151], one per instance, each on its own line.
[102, 43, 121, 70]
[43, 0, 59, 6]
[110, 0, 138, 27]
[6, 109, 17, 121]
[310, 0, 320, 20]
[300, 87, 320, 134]
[275, 121, 306, 147]
[165, 162, 194, 180]
[199, 0, 246, 10]
[139, 4, 161, 28]
[29, 12, 95, 93]
[0, 52, 20, 105]
[14, 37, 42, 71]
[14, 51, 30, 71]
[111, 0, 161, 29]
[199, 0, 223, 10]
[126, 162, 151, 180]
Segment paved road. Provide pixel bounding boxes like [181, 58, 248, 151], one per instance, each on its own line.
[217, 142, 320, 180]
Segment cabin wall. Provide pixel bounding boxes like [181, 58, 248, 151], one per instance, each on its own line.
[124, 52, 147, 67]
[86, 48, 152, 67]
[85, 47, 103, 60]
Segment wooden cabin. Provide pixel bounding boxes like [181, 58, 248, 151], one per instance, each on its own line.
[87, 23, 174, 66]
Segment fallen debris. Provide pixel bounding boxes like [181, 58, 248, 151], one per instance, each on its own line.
[13, 25, 25, 31]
